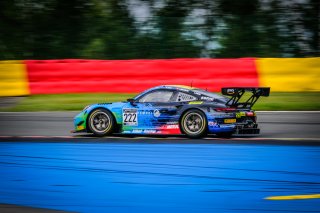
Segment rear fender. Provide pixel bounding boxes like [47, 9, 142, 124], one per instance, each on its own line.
[178, 106, 210, 134]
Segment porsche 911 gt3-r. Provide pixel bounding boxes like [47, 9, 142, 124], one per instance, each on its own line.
[72, 85, 270, 138]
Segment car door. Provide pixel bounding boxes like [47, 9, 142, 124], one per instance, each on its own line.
[148, 90, 199, 134]
[121, 89, 176, 134]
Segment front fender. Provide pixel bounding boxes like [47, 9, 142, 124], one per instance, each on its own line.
[73, 102, 126, 132]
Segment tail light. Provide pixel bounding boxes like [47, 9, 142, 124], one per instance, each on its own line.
[245, 111, 257, 122]
[246, 112, 254, 116]
[214, 108, 236, 112]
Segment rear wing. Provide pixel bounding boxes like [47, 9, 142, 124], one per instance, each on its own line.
[221, 87, 270, 109]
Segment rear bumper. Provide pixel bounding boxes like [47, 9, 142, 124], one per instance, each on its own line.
[236, 128, 260, 134]
[208, 122, 260, 135]
[235, 123, 260, 134]
[208, 123, 236, 134]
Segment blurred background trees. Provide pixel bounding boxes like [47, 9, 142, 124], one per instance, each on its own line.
[0, 0, 319, 59]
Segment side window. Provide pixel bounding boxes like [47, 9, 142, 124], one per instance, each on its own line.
[174, 92, 197, 102]
[139, 90, 174, 103]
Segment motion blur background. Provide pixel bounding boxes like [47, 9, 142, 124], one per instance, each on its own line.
[1, 1, 320, 212]
[1, 0, 319, 59]
[0, 0, 319, 111]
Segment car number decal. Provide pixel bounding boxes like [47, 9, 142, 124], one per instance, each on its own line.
[123, 108, 138, 126]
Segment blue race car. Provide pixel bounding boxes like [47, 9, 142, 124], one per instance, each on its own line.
[73, 85, 270, 138]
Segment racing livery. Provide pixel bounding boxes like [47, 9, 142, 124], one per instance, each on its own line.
[72, 85, 270, 138]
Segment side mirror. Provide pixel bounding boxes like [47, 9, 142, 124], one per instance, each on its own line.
[127, 98, 137, 106]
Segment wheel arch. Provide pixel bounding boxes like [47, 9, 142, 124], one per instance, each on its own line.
[86, 107, 118, 133]
[178, 107, 209, 134]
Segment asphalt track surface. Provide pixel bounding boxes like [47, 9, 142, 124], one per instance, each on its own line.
[0, 112, 320, 213]
[0, 111, 320, 139]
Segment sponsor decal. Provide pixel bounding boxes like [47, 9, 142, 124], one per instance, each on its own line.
[219, 124, 236, 128]
[165, 124, 179, 129]
[132, 129, 142, 133]
[153, 109, 161, 117]
[201, 96, 214, 101]
[159, 124, 181, 134]
[138, 110, 153, 115]
[227, 89, 235, 94]
[193, 91, 201, 95]
[123, 108, 138, 126]
[124, 129, 158, 134]
[236, 112, 246, 118]
[176, 92, 197, 101]
[166, 121, 178, 125]
[144, 129, 157, 134]
[208, 121, 217, 126]
[210, 113, 234, 118]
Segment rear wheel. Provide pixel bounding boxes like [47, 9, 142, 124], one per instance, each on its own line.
[88, 109, 115, 137]
[180, 109, 207, 138]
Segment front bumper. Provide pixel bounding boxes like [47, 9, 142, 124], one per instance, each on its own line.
[72, 111, 88, 133]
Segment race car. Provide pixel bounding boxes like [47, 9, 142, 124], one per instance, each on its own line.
[72, 85, 270, 138]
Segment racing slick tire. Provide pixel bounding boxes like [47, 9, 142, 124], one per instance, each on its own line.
[180, 109, 208, 138]
[88, 109, 115, 137]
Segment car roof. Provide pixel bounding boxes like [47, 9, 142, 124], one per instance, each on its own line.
[153, 85, 197, 91]
[133, 85, 196, 100]
[134, 85, 228, 103]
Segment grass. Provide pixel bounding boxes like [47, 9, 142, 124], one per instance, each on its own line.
[1, 93, 136, 112]
[254, 92, 320, 110]
[1, 92, 319, 111]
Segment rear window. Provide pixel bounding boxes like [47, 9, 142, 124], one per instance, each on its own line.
[194, 89, 227, 100]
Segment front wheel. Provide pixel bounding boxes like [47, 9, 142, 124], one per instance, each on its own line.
[180, 109, 208, 138]
[88, 109, 115, 137]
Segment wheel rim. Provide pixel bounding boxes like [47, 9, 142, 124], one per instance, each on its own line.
[183, 112, 204, 135]
[90, 111, 111, 133]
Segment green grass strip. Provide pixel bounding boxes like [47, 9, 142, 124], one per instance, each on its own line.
[1, 92, 319, 111]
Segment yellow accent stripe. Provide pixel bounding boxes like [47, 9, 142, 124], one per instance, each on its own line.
[166, 85, 195, 89]
[76, 125, 85, 131]
[256, 58, 320, 91]
[189, 101, 203, 105]
[265, 194, 320, 200]
[0, 60, 30, 96]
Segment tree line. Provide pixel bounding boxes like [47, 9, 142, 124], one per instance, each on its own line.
[0, 0, 319, 59]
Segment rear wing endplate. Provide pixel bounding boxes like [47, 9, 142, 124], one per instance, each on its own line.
[221, 87, 270, 109]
